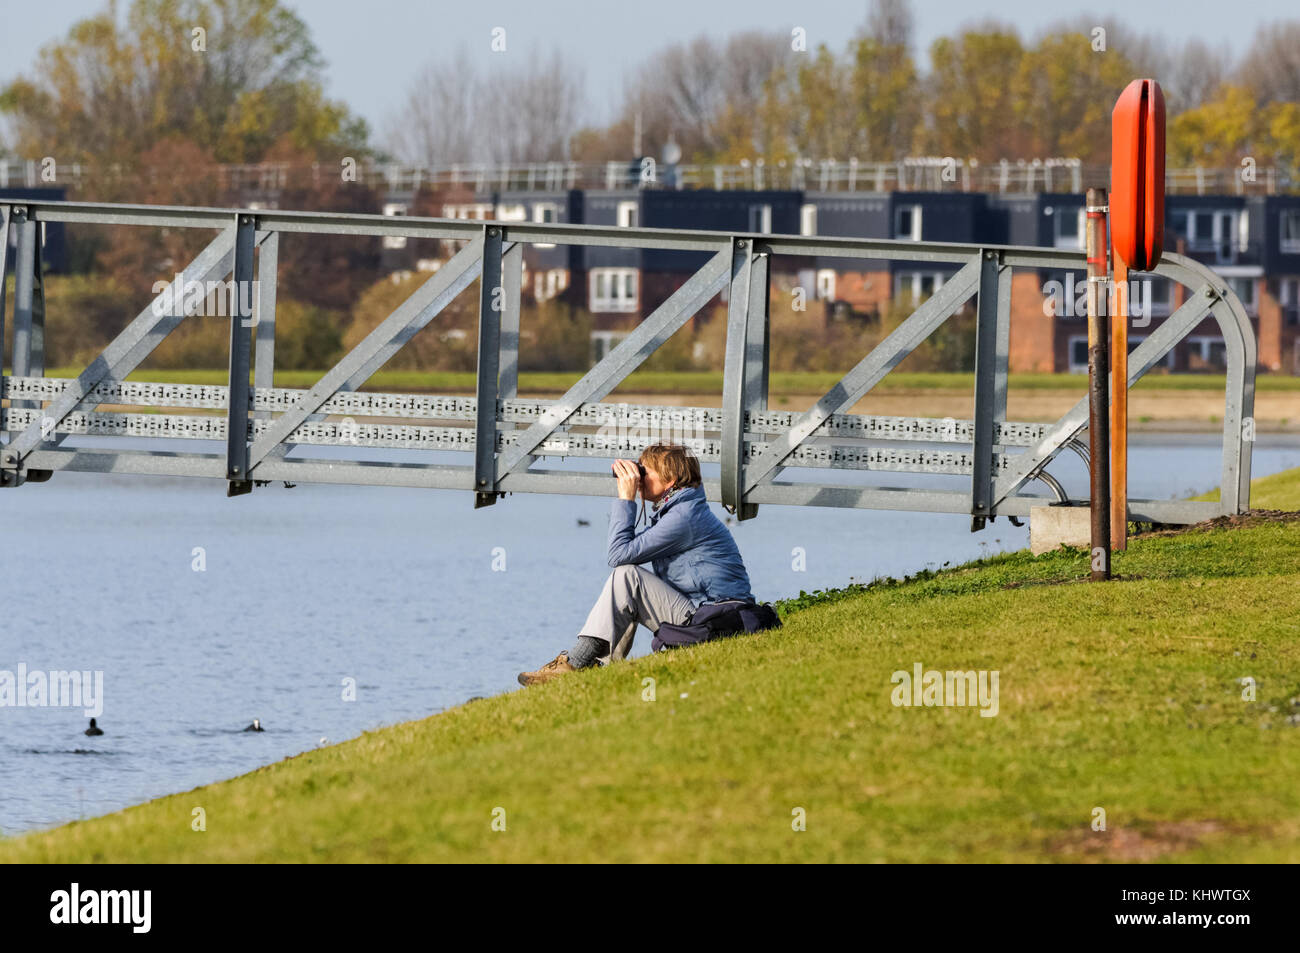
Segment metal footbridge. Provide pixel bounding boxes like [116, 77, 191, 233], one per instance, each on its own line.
[0, 200, 1255, 525]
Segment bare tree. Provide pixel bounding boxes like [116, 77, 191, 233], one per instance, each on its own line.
[864, 0, 915, 50]
[618, 31, 789, 160]
[385, 48, 585, 165]
[483, 50, 585, 163]
[1164, 39, 1231, 111]
[386, 49, 481, 166]
[1236, 21, 1300, 104]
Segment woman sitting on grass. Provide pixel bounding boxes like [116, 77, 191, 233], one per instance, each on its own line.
[518, 443, 755, 686]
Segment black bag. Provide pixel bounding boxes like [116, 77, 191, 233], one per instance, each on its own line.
[650, 598, 782, 652]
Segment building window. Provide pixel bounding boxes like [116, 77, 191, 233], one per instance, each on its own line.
[1068, 336, 1089, 374]
[617, 201, 638, 228]
[591, 330, 628, 364]
[800, 204, 817, 236]
[1226, 276, 1257, 311]
[495, 204, 527, 222]
[748, 204, 772, 233]
[533, 202, 558, 248]
[382, 202, 409, 249]
[535, 269, 569, 302]
[1181, 209, 1240, 263]
[815, 269, 836, 301]
[894, 204, 922, 241]
[1278, 278, 1299, 326]
[1186, 336, 1228, 370]
[443, 203, 493, 220]
[1126, 335, 1175, 370]
[1052, 206, 1085, 250]
[589, 268, 638, 312]
[893, 271, 945, 302]
[1280, 210, 1300, 254]
[1149, 278, 1174, 316]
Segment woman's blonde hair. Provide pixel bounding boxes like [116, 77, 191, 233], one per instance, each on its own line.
[638, 443, 702, 490]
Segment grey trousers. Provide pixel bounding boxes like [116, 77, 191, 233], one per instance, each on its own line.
[579, 565, 696, 662]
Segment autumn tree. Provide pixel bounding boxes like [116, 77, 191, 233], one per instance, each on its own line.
[851, 0, 922, 159]
[0, 0, 368, 167]
[1013, 30, 1139, 161]
[924, 25, 1028, 160]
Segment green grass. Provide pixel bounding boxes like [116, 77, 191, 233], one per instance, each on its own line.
[33, 367, 1300, 396]
[3, 468, 1298, 863]
[1195, 465, 1300, 511]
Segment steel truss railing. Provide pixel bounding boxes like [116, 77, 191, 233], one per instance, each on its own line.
[0, 200, 1255, 526]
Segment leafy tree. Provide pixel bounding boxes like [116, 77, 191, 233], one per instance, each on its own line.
[924, 27, 1027, 160]
[0, 0, 367, 166]
[1013, 31, 1138, 162]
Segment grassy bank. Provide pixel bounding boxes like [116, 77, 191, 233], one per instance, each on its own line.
[3, 471, 1298, 863]
[37, 366, 1300, 396]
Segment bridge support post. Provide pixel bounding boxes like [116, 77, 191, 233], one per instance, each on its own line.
[474, 226, 505, 507]
[0, 207, 9, 487]
[12, 209, 45, 413]
[970, 249, 1003, 529]
[253, 231, 279, 421]
[225, 214, 256, 496]
[721, 238, 770, 520]
[496, 242, 527, 467]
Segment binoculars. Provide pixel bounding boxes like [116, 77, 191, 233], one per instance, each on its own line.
[611, 461, 647, 479]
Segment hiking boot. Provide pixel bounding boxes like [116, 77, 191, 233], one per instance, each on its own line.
[517, 651, 577, 687]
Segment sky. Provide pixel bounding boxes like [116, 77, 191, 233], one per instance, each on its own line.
[0, 0, 1292, 151]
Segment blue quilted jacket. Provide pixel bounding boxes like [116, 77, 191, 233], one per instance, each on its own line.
[606, 485, 755, 608]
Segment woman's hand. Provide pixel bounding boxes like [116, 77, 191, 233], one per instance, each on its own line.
[612, 459, 641, 501]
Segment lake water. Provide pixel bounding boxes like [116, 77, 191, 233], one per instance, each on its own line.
[2, 433, 1298, 836]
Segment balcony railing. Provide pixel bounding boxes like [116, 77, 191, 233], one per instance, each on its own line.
[3, 158, 1295, 196]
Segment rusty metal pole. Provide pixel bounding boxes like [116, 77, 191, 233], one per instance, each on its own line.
[1086, 188, 1111, 580]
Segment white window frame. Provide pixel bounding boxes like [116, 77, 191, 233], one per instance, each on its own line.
[1183, 209, 1239, 264]
[815, 269, 836, 301]
[1280, 210, 1300, 254]
[1052, 206, 1085, 250]
[1226, 276, 1257, 311]
[748, 203, 772, 234]
[443, 203, 493, 220]
[495, 203, 527, 222]
[591, 330, 629, 364]
[1148, 278, 1173, 316]
[589, 267, 638, 313]
[1071, 332, 1175, 373]
[800, 204, 818, 237]
[1279, 277, 1298, 307]
[894, 204, 922, 241]
[382, 202, 409, 249]
[616, 201, 638, 228]
[535, 268, 568, 302]
[893, 270, 945, 301]
[532, 202, 559, 248]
